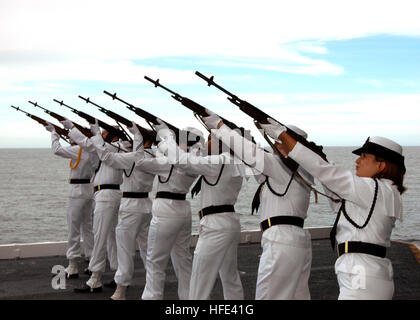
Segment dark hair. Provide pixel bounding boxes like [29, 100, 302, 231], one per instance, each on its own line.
[375, 156, 407, 194]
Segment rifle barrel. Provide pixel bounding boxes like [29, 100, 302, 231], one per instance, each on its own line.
[144, 76, 180, 98]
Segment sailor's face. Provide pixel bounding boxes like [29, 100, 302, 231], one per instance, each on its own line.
[102, 130, 118, 143]
[355, 153, 384, 177]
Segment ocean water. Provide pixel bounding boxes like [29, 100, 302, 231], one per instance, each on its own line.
[0, 147, 419, 244]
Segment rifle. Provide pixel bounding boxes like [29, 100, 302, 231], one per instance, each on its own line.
[28, 100, 93, 138]
[78, 95, 156, 144]
[78, 95, 133, 144]
[11, 105, 70, 143]
[195, 71, 328, 162]
[52, 99, 129, 143]
[143, 76, 255, 144]
[103, 90, 199, 146]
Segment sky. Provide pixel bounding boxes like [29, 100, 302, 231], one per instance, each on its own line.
[1, 0, 420, 148]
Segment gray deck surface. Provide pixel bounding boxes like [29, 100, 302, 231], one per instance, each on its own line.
[0, 239, 419, 300]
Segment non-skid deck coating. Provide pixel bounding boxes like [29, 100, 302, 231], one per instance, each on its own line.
[0, 240, 419, 300]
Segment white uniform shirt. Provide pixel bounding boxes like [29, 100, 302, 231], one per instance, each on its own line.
[213, 124, 314, 246]
[91, 134, 155, 213]
[69, 128, 123, 202]
[135, 152, 198, 219]
[51, 131, 98, 199]
[289, 142, 403, 280]
[162, 136, 245, 231]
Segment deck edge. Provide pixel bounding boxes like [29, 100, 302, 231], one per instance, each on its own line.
[0, 226, 333, 260]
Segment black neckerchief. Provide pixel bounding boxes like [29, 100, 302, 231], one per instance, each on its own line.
[251, 173, 295, 214]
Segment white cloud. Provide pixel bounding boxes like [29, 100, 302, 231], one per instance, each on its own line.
[1, 0, 420, 87]
[1, 1, 420, 146]
[355, 79, 385, 88]
[2, 0, 420, 59]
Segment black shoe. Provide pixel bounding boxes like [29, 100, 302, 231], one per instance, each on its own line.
[103, 279, 117, 289]
[66, 272, 79, 279]
[74, 284, 102, 293]
[84, 268, 92, 276]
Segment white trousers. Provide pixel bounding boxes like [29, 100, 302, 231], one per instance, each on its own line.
[189, 224, 244, 300]
[65, 197, 94, 260]
[255, 239, 312, 300]
[114, 211, 152, 286]
[337, 272, 394, 300]
[88, 200, 120, 273]
[141, 215, 192, 300]
[136, 216, 151, 269]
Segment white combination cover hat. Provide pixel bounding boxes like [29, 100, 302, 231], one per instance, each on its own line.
[352, 136, 405, 173]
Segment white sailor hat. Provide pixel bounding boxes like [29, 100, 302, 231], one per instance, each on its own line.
[352, 136, 405, 173]
[287, 124, 308, 139]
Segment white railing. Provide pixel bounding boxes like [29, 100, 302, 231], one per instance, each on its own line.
[0, 227, 332, 260]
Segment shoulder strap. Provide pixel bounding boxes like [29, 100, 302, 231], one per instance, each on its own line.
[159, 165, 174, 184]
[123, 162, 136, 178]
[191, 163, 225, 198]
[342, 178, 379, 229]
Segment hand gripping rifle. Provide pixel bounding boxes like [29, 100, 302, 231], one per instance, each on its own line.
[194, 71, 328, 163]
[11, 105, 70, 143]
[78, 95, 133, 144]
[53, 99, 129, 144]
[78, 95, 156, 145]
[194, 72, 341, 203]
[28, 100, 93, 138]
[143, 76, 252, 141]
[103, 90, 199, 147]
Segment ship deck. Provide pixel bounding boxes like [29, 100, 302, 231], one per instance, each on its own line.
[0, 239, 419, 300]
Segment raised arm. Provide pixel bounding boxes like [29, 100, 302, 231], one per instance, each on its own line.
[260, 120, 375, 209]
[90, 122, 146, 170]
[158, 134, 225, 177]
[211, 123, 293, 184]
[44, 125, 85, 160]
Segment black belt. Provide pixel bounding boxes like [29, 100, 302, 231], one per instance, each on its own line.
[198, 205, 235, 220]
[337, 241, 387, 258]
[94, 184, 120, 192]
[155, 191, 186, 200]
[260, 216, 304, 232]
[69, 179, 91, 184]
[122, 192, 149, 199]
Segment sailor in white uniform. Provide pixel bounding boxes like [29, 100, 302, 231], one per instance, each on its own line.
[202, 112, 314, 300]
[44, 124, 96, 279]
[158, 122, 247, 300]
[88, 123, 155, 300]
[261, 119, 406, 300]
[61, 119, 123, 293]
[139, 125, 201, 300]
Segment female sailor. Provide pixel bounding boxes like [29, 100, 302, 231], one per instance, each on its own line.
[261, 119, 406, 300]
